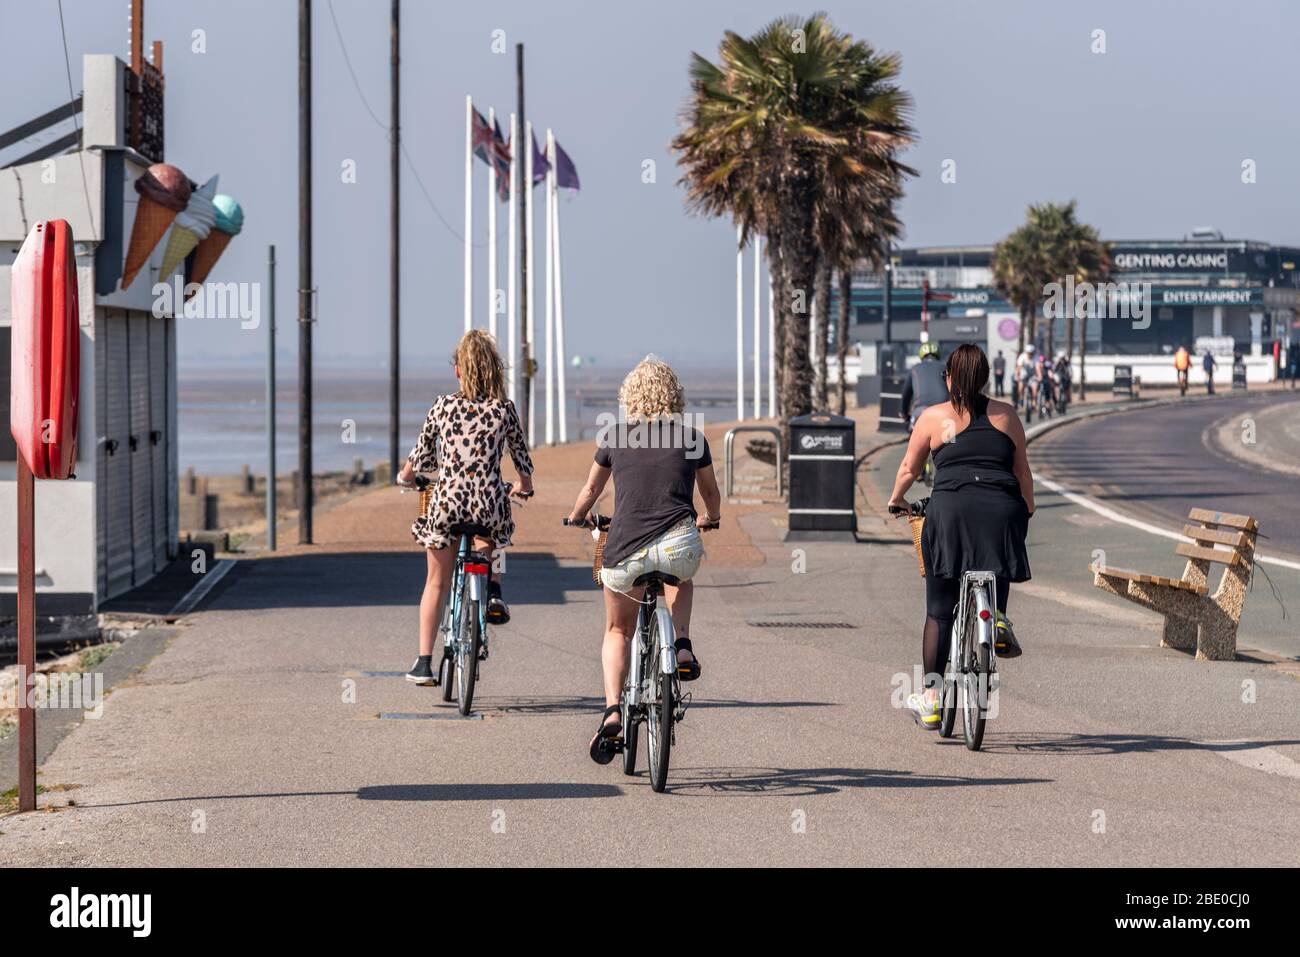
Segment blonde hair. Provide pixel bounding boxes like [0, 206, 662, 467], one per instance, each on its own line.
[618, 355, 685, 421]
[454, 329, 506, 402]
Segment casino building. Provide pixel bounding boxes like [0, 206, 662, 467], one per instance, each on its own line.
[840, 235, 1300, 386]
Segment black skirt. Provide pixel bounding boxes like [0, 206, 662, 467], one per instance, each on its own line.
[921, 483, 1031, 583]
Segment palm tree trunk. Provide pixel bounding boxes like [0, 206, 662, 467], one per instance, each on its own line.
[1016, 305, 1027, 355]
[814, 259, 831, 409]
[778, 197, 816, 431]
[836, 264, 851, 415]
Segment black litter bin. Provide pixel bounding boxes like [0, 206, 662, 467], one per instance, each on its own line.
[788, 412, 856, 538]
[1113, 364, 1134, 398]
[1232, 361, 1248, 391]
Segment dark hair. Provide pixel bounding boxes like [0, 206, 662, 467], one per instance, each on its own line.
[945, 343, 989, 415]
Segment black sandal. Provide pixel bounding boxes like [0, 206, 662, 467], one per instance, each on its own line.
[589, 705, 622, 765]
[675, 637, 701, 682]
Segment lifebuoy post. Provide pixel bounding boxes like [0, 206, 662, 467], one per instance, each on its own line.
[8, 220, 81, 812]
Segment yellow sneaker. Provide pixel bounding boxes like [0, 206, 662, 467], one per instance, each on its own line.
[905, 692, 941, 731]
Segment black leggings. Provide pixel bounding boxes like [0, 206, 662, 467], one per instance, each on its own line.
[922, 576, 1010, 691]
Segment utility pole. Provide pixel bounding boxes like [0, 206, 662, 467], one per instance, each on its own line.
[516, 43, 530, 435]
[298, 0, 313, 543]
[389, 0, 400, 479]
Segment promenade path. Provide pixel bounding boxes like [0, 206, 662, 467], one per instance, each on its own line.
[3, 404, 1299, 866]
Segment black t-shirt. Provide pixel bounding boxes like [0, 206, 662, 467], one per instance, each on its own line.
[594, 422, 712, 567]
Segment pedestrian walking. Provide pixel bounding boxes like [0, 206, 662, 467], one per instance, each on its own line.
[1202, 349, 1218, 395]
[1288, 340, 1300, 390]
[993, 350, 1006, 397]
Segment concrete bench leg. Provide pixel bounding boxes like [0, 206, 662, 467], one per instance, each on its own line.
[1160, 615, 1198, 651]
[1196, 607, 1239, 661]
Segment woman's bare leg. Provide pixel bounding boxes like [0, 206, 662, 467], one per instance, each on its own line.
[664, 580, 695, 665]
[419, 547, 455, 656]
[593, 585, 642, 746]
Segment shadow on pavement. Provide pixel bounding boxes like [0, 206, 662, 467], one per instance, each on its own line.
[983, 732, 1300, 756]
[479, 695, 836, 718]
[357, 783, 622, 801]
[663, 765, 1051, 797]
[200, 551, 594, 612]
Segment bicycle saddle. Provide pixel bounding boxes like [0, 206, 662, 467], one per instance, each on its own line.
[632, 572, 681, 587]
[448, 522, 493, 539]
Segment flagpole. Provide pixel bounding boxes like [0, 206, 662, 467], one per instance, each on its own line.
[524, 120, 536, 448]
[487, 106, 497, 339]
[507, 112, 518, 403]
[753, 234, 762, 419]
[736, 224, 744, 422]
[463, 94, 473, 333]
[553, 141, 568, 445]
[767, 272, 776, 418]
[544, 129, 555, 446]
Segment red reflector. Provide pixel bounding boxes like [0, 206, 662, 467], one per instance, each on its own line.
[463, 563, 490, 575]
[978, 609, 991, 620]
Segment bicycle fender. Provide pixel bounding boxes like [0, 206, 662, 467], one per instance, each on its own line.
[654, 608, 677, 676]
[468, 572, 485, 603]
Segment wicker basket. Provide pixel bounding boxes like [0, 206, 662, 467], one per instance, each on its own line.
[907, 515, 926, 578]
[592, 530, 608, 585]
[418, 487, 433, 517]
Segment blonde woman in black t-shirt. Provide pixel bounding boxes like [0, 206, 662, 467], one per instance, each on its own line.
[566, 356, 722, 764]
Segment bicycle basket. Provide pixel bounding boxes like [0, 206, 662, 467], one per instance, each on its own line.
[908, 516, 926, 578]
[418, 487, 433, 517]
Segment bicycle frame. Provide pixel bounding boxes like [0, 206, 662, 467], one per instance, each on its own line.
[445, 534, 488, 652]
[625, 581, 677, 709]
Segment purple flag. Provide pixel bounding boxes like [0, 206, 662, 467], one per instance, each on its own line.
[554, 140, 580, 192]
[531, 130, 550, 186]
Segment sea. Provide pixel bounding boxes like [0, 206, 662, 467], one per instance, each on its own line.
[178, 363, 741, 476]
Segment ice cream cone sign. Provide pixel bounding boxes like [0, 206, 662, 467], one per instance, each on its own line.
[185, 194, 243, 295]
[160, 175, 218, 280]
[121, 163, 191, 289]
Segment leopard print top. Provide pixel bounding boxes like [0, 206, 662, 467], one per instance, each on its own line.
[408, 393, 533, 550]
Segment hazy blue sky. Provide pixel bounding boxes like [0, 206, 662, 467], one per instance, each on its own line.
[5, 0, 1299, 371]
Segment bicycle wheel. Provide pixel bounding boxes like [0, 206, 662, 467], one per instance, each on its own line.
[645, 614, 674, 793]
[439, 653, 455, 702]
[455, 591, 482, 716]
[939, 626, 958, 738]
[620, 692, 639, 776]
[961, 586, 990, 751]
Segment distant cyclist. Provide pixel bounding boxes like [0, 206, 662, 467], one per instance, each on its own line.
[1053, 351, 1072, 412]
[398, 330, 534, 686]
[1014, 343, 1036, 412]
[888, 344, 1032, 731]
[901, 341, 949, 429]
[1174, 344, 1190, 395]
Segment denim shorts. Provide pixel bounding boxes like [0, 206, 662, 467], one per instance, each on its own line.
[599, 520, 705, 594]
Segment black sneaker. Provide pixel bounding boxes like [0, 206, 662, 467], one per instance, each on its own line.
[486, 582, 510, 625]
[405, 656, 438, 685]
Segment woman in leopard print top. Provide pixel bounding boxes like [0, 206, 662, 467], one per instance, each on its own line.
[398, 330, 534, 685]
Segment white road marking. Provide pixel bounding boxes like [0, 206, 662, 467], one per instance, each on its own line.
[171, 559, 236, 616]
[1211, 743, 1300, 780]
[1032, 472, 1300, 572]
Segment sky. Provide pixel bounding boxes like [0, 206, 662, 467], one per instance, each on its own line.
[4, 0, 1300, 372]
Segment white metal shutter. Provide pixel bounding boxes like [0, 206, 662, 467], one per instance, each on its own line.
[149, 316, 169, 571]
[129, 312, 154, 584]
[95, 310, 108, 600]
[103, 311, 134, 598]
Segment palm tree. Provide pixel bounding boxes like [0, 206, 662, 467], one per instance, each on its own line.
[992, 201, 1109, 390]
[674, 14, 915, 422]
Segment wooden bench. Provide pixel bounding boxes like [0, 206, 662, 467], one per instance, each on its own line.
[1090, 508, 1258, 661]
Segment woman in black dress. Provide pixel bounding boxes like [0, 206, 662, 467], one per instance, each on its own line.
[887, 343, 1033, 730]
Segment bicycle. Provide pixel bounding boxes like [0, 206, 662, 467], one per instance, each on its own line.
[402, 475, 530, 716]
[565, 513, 718, 792]
[889, 498, 999, 751]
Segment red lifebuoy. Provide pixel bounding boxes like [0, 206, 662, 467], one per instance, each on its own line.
[9, 220, 80, 480]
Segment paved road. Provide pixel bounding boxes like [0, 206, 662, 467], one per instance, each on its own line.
[1033, 393, 1300, 560]
[3, 487, 1300, 866]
